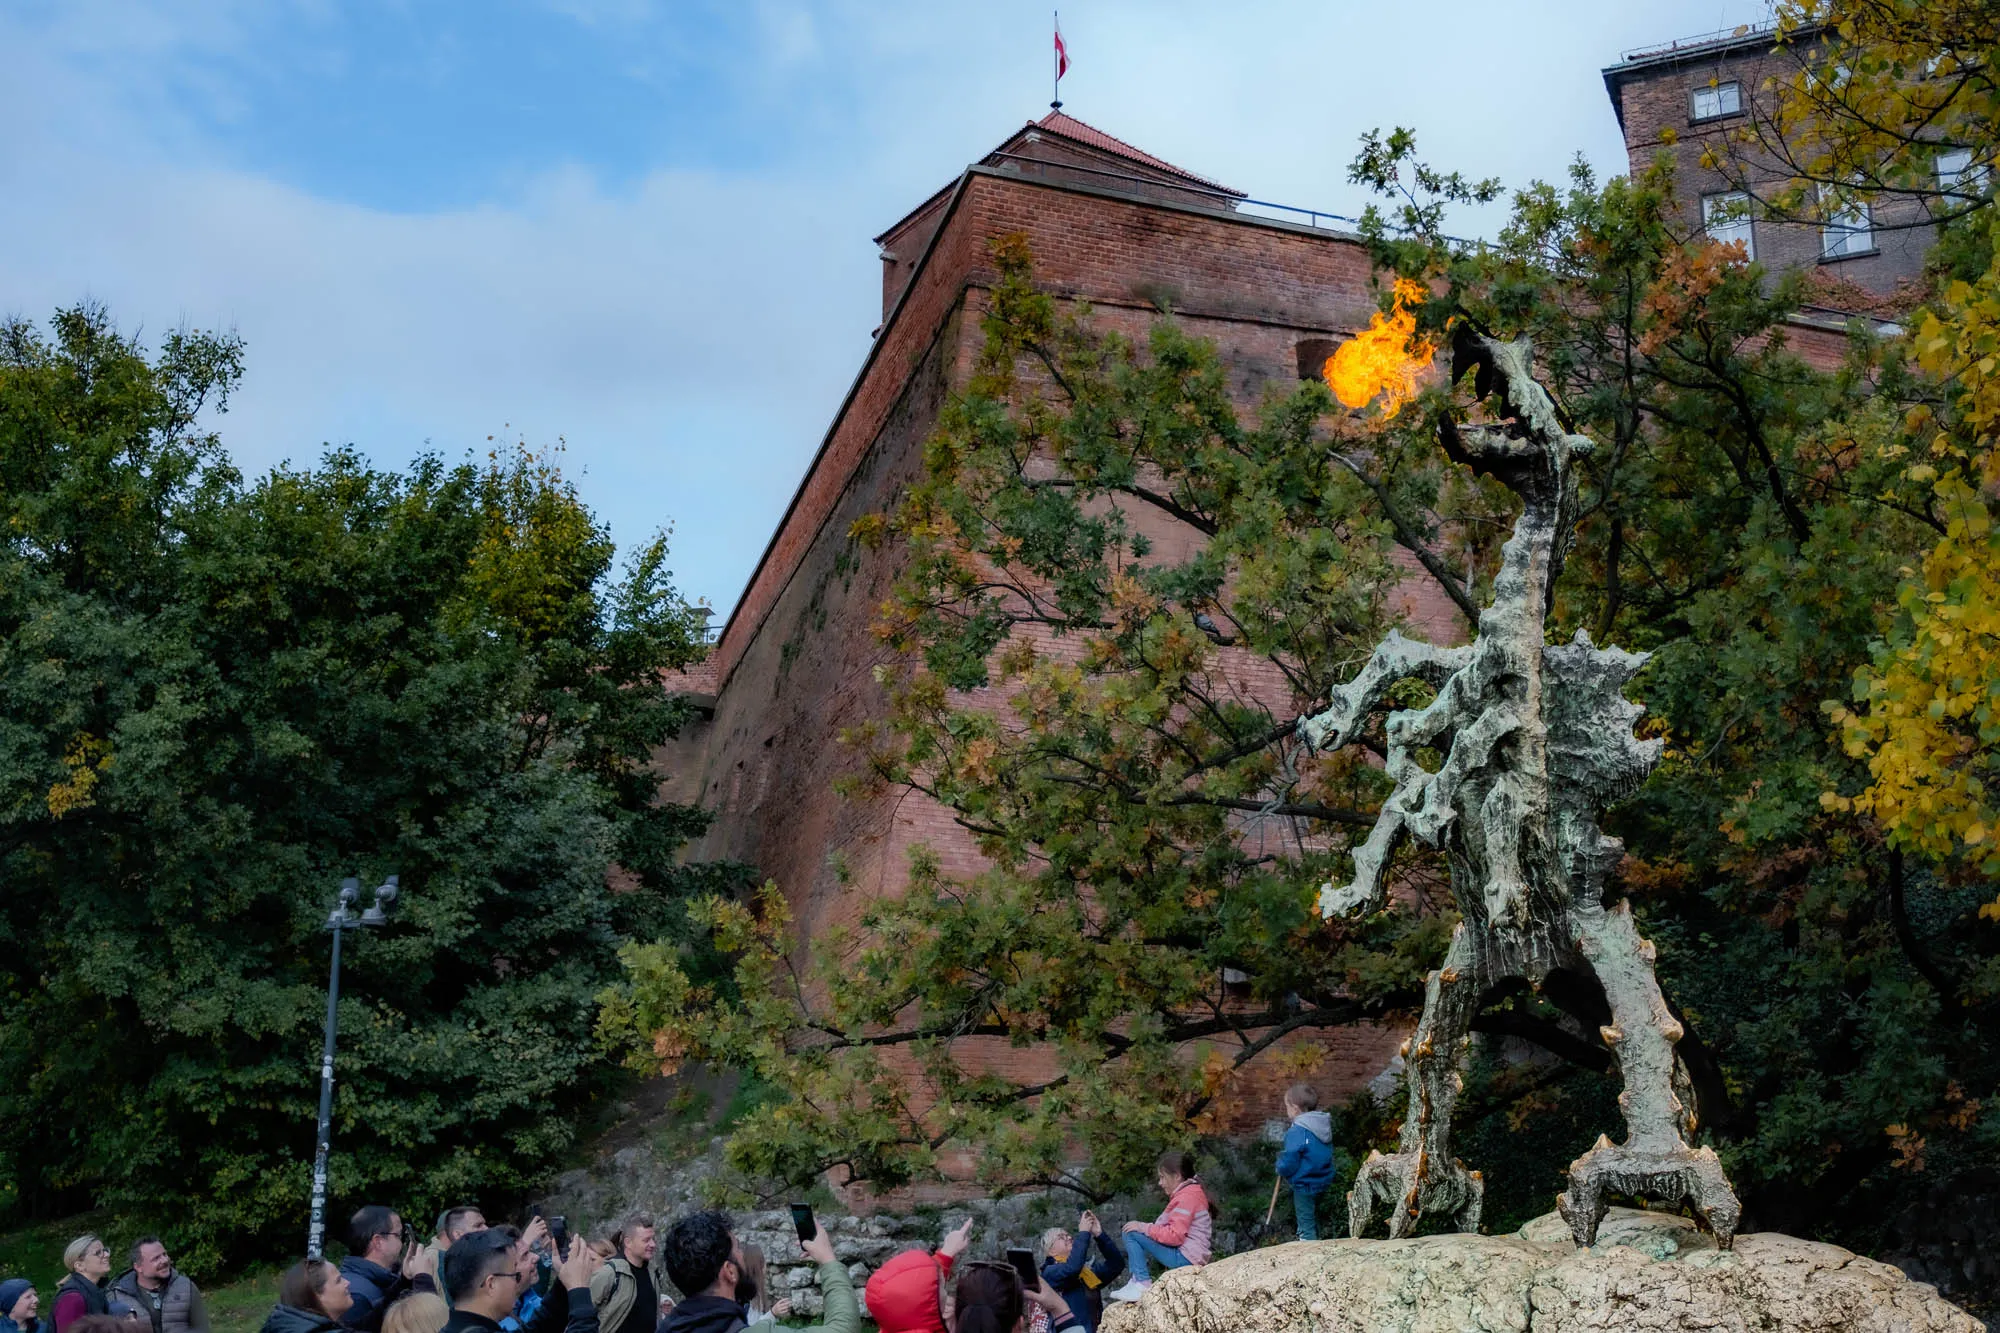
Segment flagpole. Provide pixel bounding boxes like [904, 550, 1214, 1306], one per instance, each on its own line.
[1052, 10, 1062, 110]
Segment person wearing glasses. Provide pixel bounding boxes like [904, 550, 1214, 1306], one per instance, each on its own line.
[53, 1236, 114, 1333]
[441, 1229, 599, 1333]
[338, 1208, 413, 1333]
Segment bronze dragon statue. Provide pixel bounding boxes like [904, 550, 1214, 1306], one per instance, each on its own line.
[1300, 325, 1741, 1249]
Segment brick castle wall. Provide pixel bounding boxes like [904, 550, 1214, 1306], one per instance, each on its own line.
[673, 171, 1455, 1139]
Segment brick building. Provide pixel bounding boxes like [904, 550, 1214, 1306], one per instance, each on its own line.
[1602, 22, 1956, 317]
[657, 111, 1431, 1143]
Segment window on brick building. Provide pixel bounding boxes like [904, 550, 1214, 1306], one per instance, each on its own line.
[1701, 191, 1755, 257]
[1938, 146, 1990, 196]
[1690, 81, 1742, 121]
[1819, 184, 1874, 259]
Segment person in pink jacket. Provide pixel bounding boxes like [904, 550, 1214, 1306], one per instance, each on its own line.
[1105, 1152, 1211, 1303]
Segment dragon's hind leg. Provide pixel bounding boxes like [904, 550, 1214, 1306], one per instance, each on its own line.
[1557, 898, 1742, 1248]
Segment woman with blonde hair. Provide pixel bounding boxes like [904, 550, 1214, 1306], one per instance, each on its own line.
[53, 1237, 113, 1333]
[379, 1294, 446, 1333]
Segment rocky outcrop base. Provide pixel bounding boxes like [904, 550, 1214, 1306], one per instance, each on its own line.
[1101, 1208, 1981, 1333]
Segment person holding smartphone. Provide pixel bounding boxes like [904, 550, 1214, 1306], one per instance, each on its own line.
[947, 1263, 1075, 1333]
[863, 1217, 973, 1333]
[1035, 1213, 1123, 1333]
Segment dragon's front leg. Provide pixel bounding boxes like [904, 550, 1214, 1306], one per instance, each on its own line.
[1304, 635, 1476, 920]
[1298, 631, 1471, 754]
[1318, 748, 1426, 918]
[1349, 924, 1485, 1238]
[1558, 893, 1741, 1249]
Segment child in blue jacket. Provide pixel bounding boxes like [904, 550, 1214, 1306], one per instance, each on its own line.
[1276, 1083, 1338, 1240]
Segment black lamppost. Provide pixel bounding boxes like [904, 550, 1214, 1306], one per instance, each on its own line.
[307, 874, 399, 1260]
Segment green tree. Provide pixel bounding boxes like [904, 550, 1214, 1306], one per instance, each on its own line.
[0, 306, 739, 1266]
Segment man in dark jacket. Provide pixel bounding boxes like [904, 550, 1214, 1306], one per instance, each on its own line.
[443, 1229, 599, 1333]
[338, 1206, 410, 1332]
[1040, 1212, 1124, 1333]
[655, 1213, 747, 1333]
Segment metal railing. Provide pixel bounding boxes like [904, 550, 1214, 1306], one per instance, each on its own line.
[983, 151, 1363, 233]
[1619, 21, 1782, 64]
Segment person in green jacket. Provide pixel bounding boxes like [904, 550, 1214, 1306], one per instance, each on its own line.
[781, 1227, 856, 1333]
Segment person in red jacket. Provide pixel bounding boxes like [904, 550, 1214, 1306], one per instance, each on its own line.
[862, 1220, 972, 1333]
[1105, 1153, 1211, 1304]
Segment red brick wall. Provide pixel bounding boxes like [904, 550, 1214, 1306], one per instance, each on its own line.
[681, 173, 1440, 1141]
[1608, 38, 1934, 307]
[717, 170, 1394, 696]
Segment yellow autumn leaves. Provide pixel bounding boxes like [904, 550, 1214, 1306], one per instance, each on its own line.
[1826, 218, 2000, 907]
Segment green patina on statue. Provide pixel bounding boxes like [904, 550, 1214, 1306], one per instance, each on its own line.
[1300, 326, 1741, 1249]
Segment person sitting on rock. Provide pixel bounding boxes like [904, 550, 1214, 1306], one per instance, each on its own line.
[1037, 1213, 1122, 1333]
[1104, 1152, 1210, 1304]
[1275, 1083, 1337, 1241]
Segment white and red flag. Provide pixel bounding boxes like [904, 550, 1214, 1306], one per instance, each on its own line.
[1054, 15, 1070, 82]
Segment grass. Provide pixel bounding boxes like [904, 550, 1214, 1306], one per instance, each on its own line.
[0, 1214, 278, 1333]
[205, 1268, 283, 1333]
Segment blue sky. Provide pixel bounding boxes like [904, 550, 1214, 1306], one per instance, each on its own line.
[3, 0, 1770, 615]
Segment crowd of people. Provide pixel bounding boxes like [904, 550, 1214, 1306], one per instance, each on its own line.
[0, 1084, 1342, 1333]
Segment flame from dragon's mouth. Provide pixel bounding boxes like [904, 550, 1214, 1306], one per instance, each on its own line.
[1324, 278, 1437, 419]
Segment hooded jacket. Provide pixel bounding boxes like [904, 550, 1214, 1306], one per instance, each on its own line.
[861, 1248, 954, 1333]
[1276, 1109, 1336, 1195]
[259, 1306, 342, 1333]
[653, 1296, 742, 1333]
[1141, 1179, 1212, 1266]
[336, 1258, 407, 1333]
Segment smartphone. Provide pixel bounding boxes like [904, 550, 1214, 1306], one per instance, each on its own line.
[790, 1203, 817, 1243]
[1007, 1247, 1038, 1290]
[549, 1216, 569, 1260]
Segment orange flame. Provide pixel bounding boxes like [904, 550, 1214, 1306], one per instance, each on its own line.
[1324, 279, 1437, 419]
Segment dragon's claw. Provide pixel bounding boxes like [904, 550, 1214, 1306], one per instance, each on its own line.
[1348, 1149, 1483, 1239]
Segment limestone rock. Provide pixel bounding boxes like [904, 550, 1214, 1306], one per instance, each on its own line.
[1099, 1208, 1980, 1333]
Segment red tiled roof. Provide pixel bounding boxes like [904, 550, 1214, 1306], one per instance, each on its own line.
[1029, 110, 1244, 197]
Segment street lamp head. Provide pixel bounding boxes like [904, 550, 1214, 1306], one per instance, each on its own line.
[339, 878, 360, 907]
[359, 875, 399, 927]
